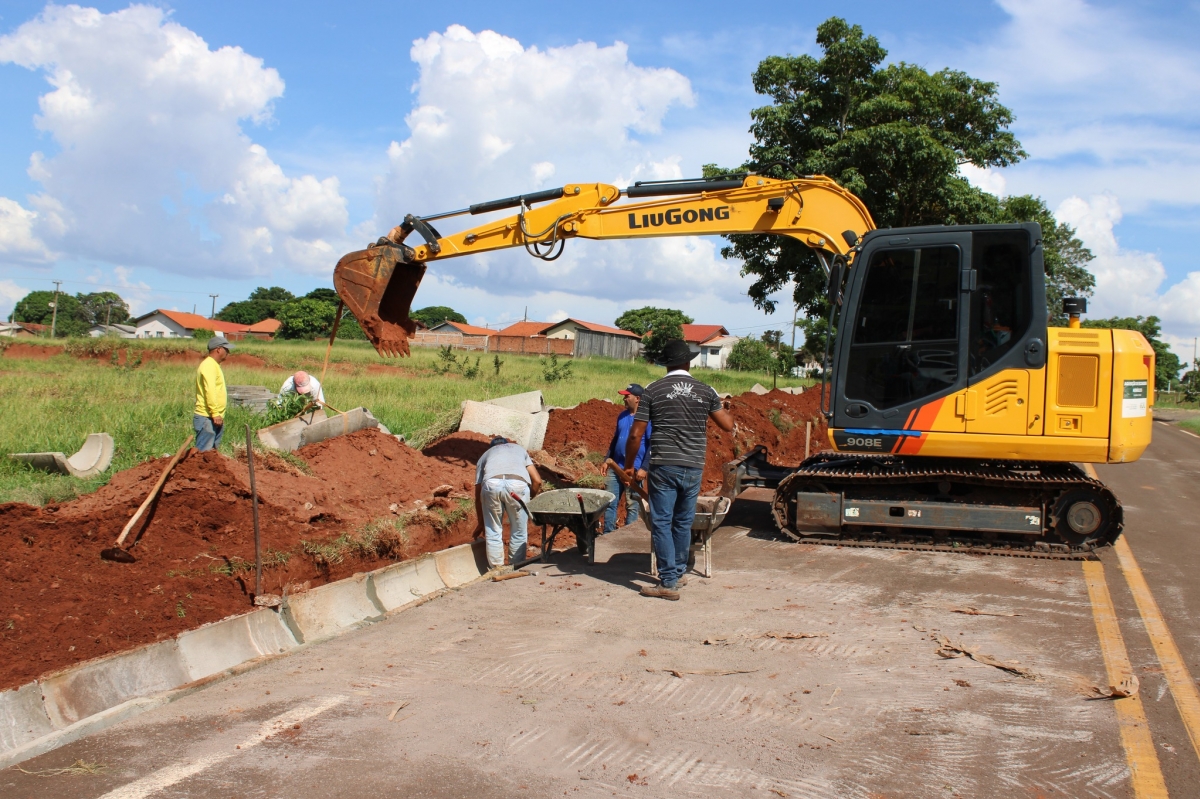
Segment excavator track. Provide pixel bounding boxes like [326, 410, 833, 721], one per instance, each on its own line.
[769, 452, 1122, 561]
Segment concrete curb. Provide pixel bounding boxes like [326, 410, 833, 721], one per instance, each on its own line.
[0, 540, 487, 770]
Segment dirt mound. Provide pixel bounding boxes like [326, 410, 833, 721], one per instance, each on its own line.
[0, 342, 266, 368]
[543, 399, 622, 456]
[0, 428, 482, 690]
[421, 432, 493, 467]
[539, 387, 827, 492]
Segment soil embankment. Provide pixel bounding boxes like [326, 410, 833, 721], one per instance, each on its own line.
[541, 388, 826, 492]
[0, 386, 821, 690]
[0, 428, 482, 689]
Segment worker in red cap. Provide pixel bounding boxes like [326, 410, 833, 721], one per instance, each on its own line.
[279, 370, 325, 405]
[600, 383, 651, 533]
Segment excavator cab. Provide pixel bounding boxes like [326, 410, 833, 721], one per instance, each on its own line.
[828, 223, 1047, 446]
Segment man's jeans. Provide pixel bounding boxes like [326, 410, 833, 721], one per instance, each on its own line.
[647, 464, 702, 588]
[193, 414, 224, 452]
[481, 477, 530, 567]
[603, 469, 642, 532]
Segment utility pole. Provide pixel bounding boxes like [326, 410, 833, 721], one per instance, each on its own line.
[48, 280, 62, 339]
[209, 294, 219, 318]
[105, 299, 114, 327]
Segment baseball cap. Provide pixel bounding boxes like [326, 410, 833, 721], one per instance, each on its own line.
[207, 335, 233, 351]
[489, 436, 509, 447]
[655, 339, 692, 367]
[617, 383, 644, 397]
[293, 371, 312, 394]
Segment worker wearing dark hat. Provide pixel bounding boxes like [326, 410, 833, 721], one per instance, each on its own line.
[472, 436, 543, 570]
[194, 335, 233, 452]
[623, 339, 733, 600]
[601, 383, 651, 533]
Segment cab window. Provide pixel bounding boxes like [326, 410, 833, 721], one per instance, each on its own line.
[844, 246, 960, 410]
[969, 231, 1032, 376]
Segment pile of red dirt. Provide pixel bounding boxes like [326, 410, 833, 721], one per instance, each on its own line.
[0, 428, 486, 690]
[0, 342, 266, 368]
[541, 388, 827, 493]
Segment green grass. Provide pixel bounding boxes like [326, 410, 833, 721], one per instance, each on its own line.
[1180, 417, 1200, 436]
[0, 337, 811, 505]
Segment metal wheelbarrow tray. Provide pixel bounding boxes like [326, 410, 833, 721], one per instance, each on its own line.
[523, 488, 614, 566]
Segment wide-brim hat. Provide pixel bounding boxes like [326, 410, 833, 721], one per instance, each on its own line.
[655, 339, 692, 367]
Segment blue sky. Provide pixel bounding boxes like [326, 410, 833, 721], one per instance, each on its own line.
[0, 1, 1197, 354]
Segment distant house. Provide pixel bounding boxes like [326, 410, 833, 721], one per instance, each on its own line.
[429, 320, 498, 337]
[693, 335, 740, 370]
[0, 321, 44, 338]
[681, 324, 731, 369]
[88, 323, 138, 338]
[539, 318, 640, 341]
[132, 310, 251, 340]
[247, 319, 282, 340]
[496, 320, 550, 337]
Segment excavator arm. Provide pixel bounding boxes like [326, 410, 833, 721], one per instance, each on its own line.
[333, 175, 875, 356]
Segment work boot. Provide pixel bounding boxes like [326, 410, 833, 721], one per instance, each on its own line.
[640, 585, 680, 601]
[675, 575, 689, 587]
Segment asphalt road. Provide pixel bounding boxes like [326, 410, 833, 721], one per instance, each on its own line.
[5, 421, 1200, 798]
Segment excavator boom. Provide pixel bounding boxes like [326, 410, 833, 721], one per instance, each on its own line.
[332, 175, 875, 357]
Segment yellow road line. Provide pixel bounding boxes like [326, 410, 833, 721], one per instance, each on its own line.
[1085, 460, 1200, 764]
[1082, 560, 1169, 798]
[1113, 535, 1200, 763]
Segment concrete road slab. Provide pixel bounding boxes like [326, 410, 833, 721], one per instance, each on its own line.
[3, 486, 1140, 798]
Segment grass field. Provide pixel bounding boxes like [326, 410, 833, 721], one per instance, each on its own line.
[0, 337, 811, 506]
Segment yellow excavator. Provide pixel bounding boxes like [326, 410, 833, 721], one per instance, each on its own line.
[333, 174, 1154, 555]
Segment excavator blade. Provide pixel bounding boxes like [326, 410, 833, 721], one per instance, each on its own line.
[333, 242, 427, 358]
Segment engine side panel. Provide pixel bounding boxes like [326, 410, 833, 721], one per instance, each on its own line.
[1108, 329, 1155, 462]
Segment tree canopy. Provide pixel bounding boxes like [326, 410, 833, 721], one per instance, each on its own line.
[10, 289, 131, 336]
[615, 306, 694, 362]
[411, 305, 467, 327]
[712, 16, 1094, 327]
[250, 286, 295, 303]
[277, 299, 338, 340]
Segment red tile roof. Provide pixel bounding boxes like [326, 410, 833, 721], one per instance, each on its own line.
[149, 309, 252, 333]
[681, 324, 728, 344]
[542, 319, 641, 339]
[439, 320, 497, 337]
[497, 320, 551, 337]
[248, 318, 281, 333]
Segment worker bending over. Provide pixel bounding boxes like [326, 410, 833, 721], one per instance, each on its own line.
[280, 370, 325, 405]
[625, 339, 733, 600]
[601, 383, 651, 533]
[194, 336, 232, 452]
[472, 437, 543, 570]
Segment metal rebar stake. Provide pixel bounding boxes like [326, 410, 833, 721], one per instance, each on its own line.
[245, 424, 262, 598]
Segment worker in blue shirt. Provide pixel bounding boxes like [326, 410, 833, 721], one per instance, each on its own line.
[601, 383, 652, 533]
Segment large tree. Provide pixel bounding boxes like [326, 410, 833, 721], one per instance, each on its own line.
[615, 306, 694, 362]
[410, 305, 467, 327]
[76, 291, 131, 326]
[10, 290, 88, 336]
[713, 16, 1091, 328]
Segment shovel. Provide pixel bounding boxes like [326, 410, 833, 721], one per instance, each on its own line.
[101, 435, 193, 563]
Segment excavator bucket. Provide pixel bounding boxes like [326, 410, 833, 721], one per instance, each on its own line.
[333, 242, 427, 357]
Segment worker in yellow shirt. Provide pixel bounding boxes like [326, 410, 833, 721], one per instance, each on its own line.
[194, 335, 232, 452]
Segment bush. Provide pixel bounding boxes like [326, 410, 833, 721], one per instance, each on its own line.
[277, 299, 337, 340]
[541, 353, 574, 382]
[727, 338, 773, 371]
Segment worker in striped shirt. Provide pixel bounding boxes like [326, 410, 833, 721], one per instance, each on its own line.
[624, 339, 733, 600]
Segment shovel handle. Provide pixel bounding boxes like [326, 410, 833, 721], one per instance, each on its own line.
[604, 458, 649, 502]
[114, 435, 193, 547]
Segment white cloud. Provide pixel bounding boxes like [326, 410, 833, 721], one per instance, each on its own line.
[0, 4, 349, 277]
[961, 0, 1200, 213]
[0, 279, 27, 320]
[0, 196, 55, 263]
[370, 25, 753, 311]
[958, 164, 1006, 198]
[1055, 194, 1200, 342]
